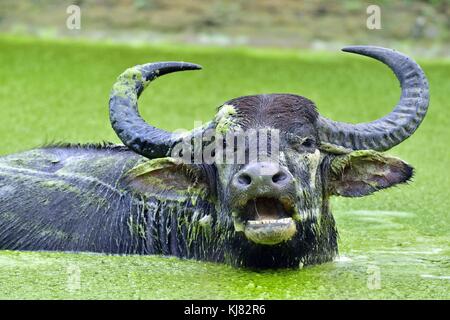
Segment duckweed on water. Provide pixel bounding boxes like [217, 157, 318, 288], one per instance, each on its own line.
[0, 247, 447, 299]
[0, 207, 448, 299]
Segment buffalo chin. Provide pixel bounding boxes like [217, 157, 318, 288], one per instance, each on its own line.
[233, 197, 298, 245]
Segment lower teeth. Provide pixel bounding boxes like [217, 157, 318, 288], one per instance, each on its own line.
[247, 217, 292, 225]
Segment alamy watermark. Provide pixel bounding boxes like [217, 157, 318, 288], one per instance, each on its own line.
[367, 264, 381, 290]
[170, 124, 280, 169]
[66, 263, 81, 292]
[66, 5, 81, 30]
[366, 5, 382, 30]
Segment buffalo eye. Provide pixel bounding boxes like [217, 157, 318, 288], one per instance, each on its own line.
[302, 138, 315, 148]
[292, 137, 316, 152]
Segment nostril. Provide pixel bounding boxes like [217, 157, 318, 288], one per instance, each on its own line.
[238, 173, 252, 186]
[272, 172, 287, 184]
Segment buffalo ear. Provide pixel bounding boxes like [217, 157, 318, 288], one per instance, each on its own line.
[328, 150, 413, 197]
[123, 157, 213, 201]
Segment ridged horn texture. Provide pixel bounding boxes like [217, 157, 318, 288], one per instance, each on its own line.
[109, 62, 202, 158]
[317, 46, 429, 151]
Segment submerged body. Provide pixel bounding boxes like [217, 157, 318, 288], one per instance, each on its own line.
[0, 145, 212, 255]
[0, 145, 147, 253]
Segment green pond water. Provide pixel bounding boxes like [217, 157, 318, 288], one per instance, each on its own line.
[0, 208, 448, 299]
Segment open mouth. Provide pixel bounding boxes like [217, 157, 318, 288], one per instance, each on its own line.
[233, 197, 297, 245]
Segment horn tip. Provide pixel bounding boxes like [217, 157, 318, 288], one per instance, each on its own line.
[342, 45, 399, 56]
[182, 62, 202, 70]
[341, 45, 371, 54]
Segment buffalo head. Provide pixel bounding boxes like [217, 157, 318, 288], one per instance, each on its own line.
[109, 46, 429, 268]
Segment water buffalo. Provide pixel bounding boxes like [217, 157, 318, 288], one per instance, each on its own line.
[0, 46, 429, 268]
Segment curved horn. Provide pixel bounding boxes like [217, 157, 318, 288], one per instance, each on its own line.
[317, 46, 429, 151]
[109, 62, 202, 158]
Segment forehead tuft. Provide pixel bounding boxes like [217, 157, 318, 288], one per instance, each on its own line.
[219, 94, 318, 132]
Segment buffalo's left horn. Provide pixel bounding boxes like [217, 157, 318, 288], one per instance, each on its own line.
[317, 46, 429, 151]
[109, 62, 202, 158]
